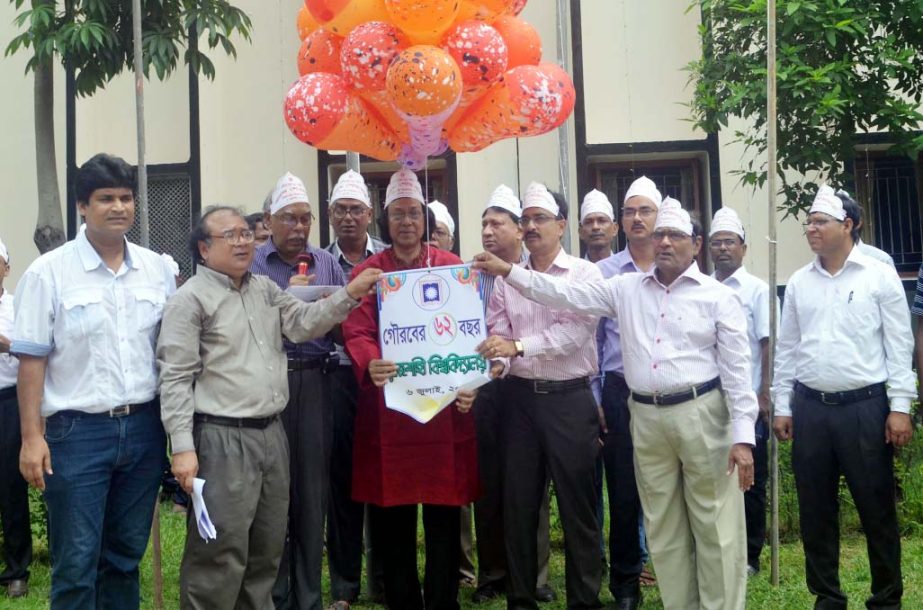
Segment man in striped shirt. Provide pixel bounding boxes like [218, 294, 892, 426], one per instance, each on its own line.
[478, 183, 604, 610]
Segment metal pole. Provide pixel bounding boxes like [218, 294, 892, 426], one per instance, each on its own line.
[133, 0, 149, 248]
[346, 151, 360, 173]
[766, 0, 781, 588]
[555, 0, 572, 251]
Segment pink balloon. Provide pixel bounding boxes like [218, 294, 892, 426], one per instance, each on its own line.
[443, 21, 508, 88]
[340, 21, 409, 91]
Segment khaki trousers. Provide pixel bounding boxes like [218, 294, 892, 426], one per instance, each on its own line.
[628, 389, 746, 610]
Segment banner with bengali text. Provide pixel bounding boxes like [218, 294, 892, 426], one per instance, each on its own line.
[378, 264, 491, 423]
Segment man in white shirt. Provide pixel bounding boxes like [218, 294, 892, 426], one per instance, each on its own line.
[708, 207, 777, 577]
[772, 185, 915, 610]
[0, 239, 31, 599]
[475, 197, 758, 610]
[12, 154, 177, 609]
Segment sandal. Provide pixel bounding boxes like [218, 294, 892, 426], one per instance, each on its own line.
[640, 566, 657, 586]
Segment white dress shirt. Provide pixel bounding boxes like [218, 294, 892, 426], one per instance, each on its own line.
[772, 246, 915, 416]
[714, 266, 778, 393]
[506, 261, 758, 445]
[487, 247, 601, 381]
[12, 231, 176, 416]
[0, 291, 18, 389]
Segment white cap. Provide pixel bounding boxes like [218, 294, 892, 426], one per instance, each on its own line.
[384, 168, 424, 208]
[653, 197, 693, 236]
[623, 176, 662, 208]
[330, 170, 371, 208]
[485, 184, 522, 218]
[428, 200, 455, 236]
[580, 189, 614, 223]
[270, 172, 310, 215]
[522, 182, 559, 216]
[809, 184, 847, 221]
[709, 207, 745, 240]
[0, 238, 8, 263]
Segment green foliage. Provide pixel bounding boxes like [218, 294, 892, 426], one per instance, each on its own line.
[686, 0, 923, 216]
[4, 0, 252, 96]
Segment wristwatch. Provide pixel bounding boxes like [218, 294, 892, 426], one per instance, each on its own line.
[513, 339, 524, 358]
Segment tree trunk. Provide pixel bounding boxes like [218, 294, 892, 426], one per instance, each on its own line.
[33, 57, 65, 254]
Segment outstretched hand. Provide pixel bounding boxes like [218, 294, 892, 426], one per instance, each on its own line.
[471, 251, 513, 277]
[346, 268, 383, 300]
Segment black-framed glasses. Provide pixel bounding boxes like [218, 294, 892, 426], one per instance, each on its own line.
[208, 229, 255, 245]
[331, 205, 369, 220]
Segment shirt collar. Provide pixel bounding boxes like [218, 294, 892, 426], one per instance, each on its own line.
[257, 237, 318, 266]
[811, 243, 869, 276]
[526, 246, 572, 271]
[332, 233, 376, 259]
[644, 260, 706, 288]
[613, 247, 642, 273]
[75, 229, 136, 272]
[712, 264, 749, 287]
[196, 264, 251, 290]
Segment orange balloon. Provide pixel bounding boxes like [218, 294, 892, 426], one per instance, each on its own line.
[386, 45, 462, 117]
[297, 5, 320, 40]
[297, 29, 343, 75]
[359, 90, 411, 141]
[456, 0, 516, 21]
[492, 15, 541, 67]
[384, 0, 459, 42]
[307, 0, 390, 36]
[448, 63, 575, 152]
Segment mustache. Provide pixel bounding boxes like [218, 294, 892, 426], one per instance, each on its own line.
[525, 231, 541, 239]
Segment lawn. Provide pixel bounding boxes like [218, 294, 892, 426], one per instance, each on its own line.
[2, 502, 921, 609]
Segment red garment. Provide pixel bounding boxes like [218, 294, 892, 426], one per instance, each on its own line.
[343, 246, 480, 507]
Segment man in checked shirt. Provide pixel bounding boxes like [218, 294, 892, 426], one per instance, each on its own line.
[475, 197, 758, 610]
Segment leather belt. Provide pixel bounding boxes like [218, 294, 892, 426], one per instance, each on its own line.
[53, 400, 154, 419]
[794, 381, 886, 405]
[287, 356, 338, 372]
[507, 375, 590, 395]
[194, 413, 280, 429]
[631, 377, 721, 407]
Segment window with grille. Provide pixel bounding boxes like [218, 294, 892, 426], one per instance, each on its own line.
[126, 169, 194, 280]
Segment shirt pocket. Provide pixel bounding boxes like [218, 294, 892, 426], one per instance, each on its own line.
[839, 294, 878, 330]
[60, 287, 106, 342]
[132, 287, 166, 334]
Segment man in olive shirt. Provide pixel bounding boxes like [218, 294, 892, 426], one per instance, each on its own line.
[158, 206, 380, 610]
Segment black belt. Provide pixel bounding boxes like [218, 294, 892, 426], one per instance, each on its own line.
[53, 400, 154, 419]
[507, 375, 590, 395]
[194, 413, 279, 429]
[287, 356, 336, 372]
[794, 381, 886, 405]
[0, 385, 16, 401]
[631, 377, 721, 407]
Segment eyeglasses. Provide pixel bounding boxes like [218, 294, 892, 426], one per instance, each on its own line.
[520, 214, 559, 227]
[275, 213, 314, 228]
[621, 207, 657, 219]
[431, 227, 451, 238]
[708, 238, 740, 249]
[802, 218, 840, 229]
[389, 210, 424, 223]
[331, 205, 369, 220]
[209, 229, 255, 245]
[652, 230, 691, 242]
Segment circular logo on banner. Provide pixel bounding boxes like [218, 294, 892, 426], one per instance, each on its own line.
[429, 313, 458, 346]
[413, 274, 450, 311]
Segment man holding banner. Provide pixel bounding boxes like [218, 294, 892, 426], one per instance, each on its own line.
[342, 168, 479, 610]
[478, 183, 604, 610]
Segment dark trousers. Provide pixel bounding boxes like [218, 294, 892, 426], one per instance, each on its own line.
[473, 380, 551, 595]
[326, 366, 366, 602]
[274, 367, 332, 610]
[600, 373, 643, 599]
[504, 380, 602, 610]
[0, 388, 31, 584]
[744, 418, 769, 571]
[368, 503, 461, 610]
[792, 387, 902, 610]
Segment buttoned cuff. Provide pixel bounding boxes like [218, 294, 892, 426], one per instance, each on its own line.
[170, 430, 195, 455]
[773, 394, 792, 417]
[492, 357, 510, 378]
[11, 340, 53, 357]
[520, 335, 541, 359]
[732, 419, 756, 446]
[889, 398, 912, 414]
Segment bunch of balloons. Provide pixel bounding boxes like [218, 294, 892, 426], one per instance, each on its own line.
[284, 0, 576, 169]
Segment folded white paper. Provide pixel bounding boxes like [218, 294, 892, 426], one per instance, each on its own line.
[286, 285, 340, 302]
[191, 478, 217, 542]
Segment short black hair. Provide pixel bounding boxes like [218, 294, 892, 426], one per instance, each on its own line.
[836, 190, 862, 242]
[75, 153, 136, 204]
[244, 212, 264, 231]
[377, 202, 437, 245]
[689, 211, 703, 239]
[189, 205, 244, 264]
[481, 206, 521, 225]
[548, 189, 569, 221]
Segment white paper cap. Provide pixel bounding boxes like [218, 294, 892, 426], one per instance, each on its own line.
[485, 184, 522, 218]
[709, 207, 746, 240]
[653, 197, 693, 235]
[428, 200, 455, 236]
[270, 172, 310, 215]
[330, 170, 371, 208]
[809, 184, 847, 221]
[623, 176, 663, 208]
[0, 238, 8, 263]
[580, 189, 614, 223]
[522, 182, 559, 216]
[384, 168, 424, 208]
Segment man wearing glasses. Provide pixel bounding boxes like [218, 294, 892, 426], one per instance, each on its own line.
[251, 173, 349, 610]
[772, 186, 914, 610]
[158, 205, 381, 609]
[474, 197, 758, 610]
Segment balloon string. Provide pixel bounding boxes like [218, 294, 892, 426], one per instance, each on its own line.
[424, 160, 432, 269]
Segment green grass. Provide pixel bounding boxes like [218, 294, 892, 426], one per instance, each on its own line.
[2, 502, 922, 609]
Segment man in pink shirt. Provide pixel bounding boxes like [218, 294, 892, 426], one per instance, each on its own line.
[478, 183, 604, 610]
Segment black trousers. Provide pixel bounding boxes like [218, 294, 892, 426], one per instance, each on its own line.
[503, 380, 602, 610]
[0, 387, 32, 584]
[368, 503, 461, 610]
[744, 417, 769, 571]
[792, 387, 902, 610]
[274, 367, 332, 610]
[326, 366, 366, 602]
[600, 373, 642, 599]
